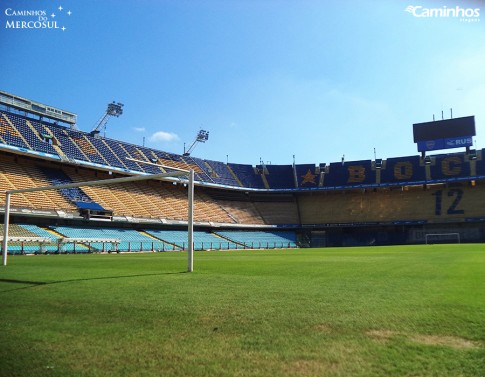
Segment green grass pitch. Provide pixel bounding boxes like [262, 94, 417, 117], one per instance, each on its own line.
[1, 245, 484, 377]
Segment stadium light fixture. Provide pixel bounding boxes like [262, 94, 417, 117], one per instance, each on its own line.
[183, 129, 209, 156]
[91, 101, 124, 137]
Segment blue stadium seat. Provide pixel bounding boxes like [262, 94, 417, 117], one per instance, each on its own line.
[1, 112, 58, 155]
[295, 164, 318, 188]
[40, 167, 90, 201]
[51, 226, 167, 252]
[203, 159, 241, 186]
[324, 160, 375, 188]
[18, 224, 90, 253]
[380, 155, 425, 185]
[228, 163, 265, 189]
[265, 165, 295, 189]
[214, 230, 297, 248]
[429, 152, 471, 182]
[145, 229, 239, 250]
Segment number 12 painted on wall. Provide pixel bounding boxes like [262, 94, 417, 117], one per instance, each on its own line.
[432, 189, 464, 216]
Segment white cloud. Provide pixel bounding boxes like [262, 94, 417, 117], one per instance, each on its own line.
[133, 127, 146, 132]
[149, 131, 179, 142]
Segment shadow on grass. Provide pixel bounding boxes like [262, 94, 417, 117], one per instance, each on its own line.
[0, 271, 188, 293]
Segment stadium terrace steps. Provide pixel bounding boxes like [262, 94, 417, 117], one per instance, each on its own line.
[57, 163, 236, 223]
[264, 164, 295, 189]
[227, 163, 266, 189]
[0, 155, 76, 211]
[145, 229, 240, 250]
[2, 224, 298, 253]
[0, 113, 31, 149]
[225, 164, 244, 187]
[203, 159, 241, 187]
[214, 230, 298, 248]
[255, 202, 299, 225]
[297, 182, 485, 225]
[50, 226, 167, 252]
[39, 166, 100, 208]
[0, 224, 39, 238]
[216, 200, 266, 225]
[17, 224, 89, 253]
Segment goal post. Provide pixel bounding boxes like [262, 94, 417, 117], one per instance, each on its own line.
[425, 233, 460, 245]
[2, 169, 195, 271]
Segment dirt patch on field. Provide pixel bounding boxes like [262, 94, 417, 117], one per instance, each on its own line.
[411, 335, 481, 349]
[365, 329, 398, 343]
[366, 329, 481, 350]
[314, 324, 333, 333]
[283, 359, 338, 376]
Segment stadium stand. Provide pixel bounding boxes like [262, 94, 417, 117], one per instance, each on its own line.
[203, 159, 241, 187]
[0, 224, 54, 254]
[214, 230, 297, 248]
[40, 166, 93, 203]
[473, 149, 485, 177]
[429, 153, 472, 182]
[51, 225, 167, 252]
[2, 100, 485, 250]
[228, 163, 266, 189]
[202, 189, 266, 224]
[295, 164, 318, 188]
[0, 112, 30, 149]
[1, 112, 58, 155]
[0, 154, 76, 211]
[17, 224, 89, 253]
[253, 196, 300, 225]
[264, 164, 295, 189]
[380, 155, 426, 185]
[323, 160, 376, 188]
[145, 229, 240, 250]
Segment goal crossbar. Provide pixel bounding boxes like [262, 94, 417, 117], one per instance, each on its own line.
[425, 232, 460, 244]
[2, 169, 195, 271]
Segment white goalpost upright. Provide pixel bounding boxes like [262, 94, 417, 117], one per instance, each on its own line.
[2, 169, 195, 271]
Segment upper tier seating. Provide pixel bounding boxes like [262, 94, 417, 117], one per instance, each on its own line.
[324, 160, 375, 188]
[0, 113, 30, 149]
[380, 155, 426, 185]
[228, 163, 265, 189]
[264, 164, 295, 189]
[202, 159, 241, 187]
[295, 164, 318, 188]
[0, 110, 483, 191]
[1, 112, 58, 155]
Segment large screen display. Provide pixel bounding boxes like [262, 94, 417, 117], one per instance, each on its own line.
[413, 116, 475, 143]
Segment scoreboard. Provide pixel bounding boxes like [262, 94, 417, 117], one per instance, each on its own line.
[413, 116, 475, 152]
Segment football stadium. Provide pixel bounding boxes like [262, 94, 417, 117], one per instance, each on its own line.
[0, 90, 484, 376]
[0, 90, 484, 255]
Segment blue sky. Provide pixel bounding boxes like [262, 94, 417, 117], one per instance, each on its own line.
[1, 0, 484, 165]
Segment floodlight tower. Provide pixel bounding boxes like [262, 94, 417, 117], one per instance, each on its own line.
[91, 101, 124, 137]
[183, 129, 209, 156]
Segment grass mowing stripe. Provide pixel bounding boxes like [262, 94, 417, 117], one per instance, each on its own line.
[0, 245, 484, 376]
